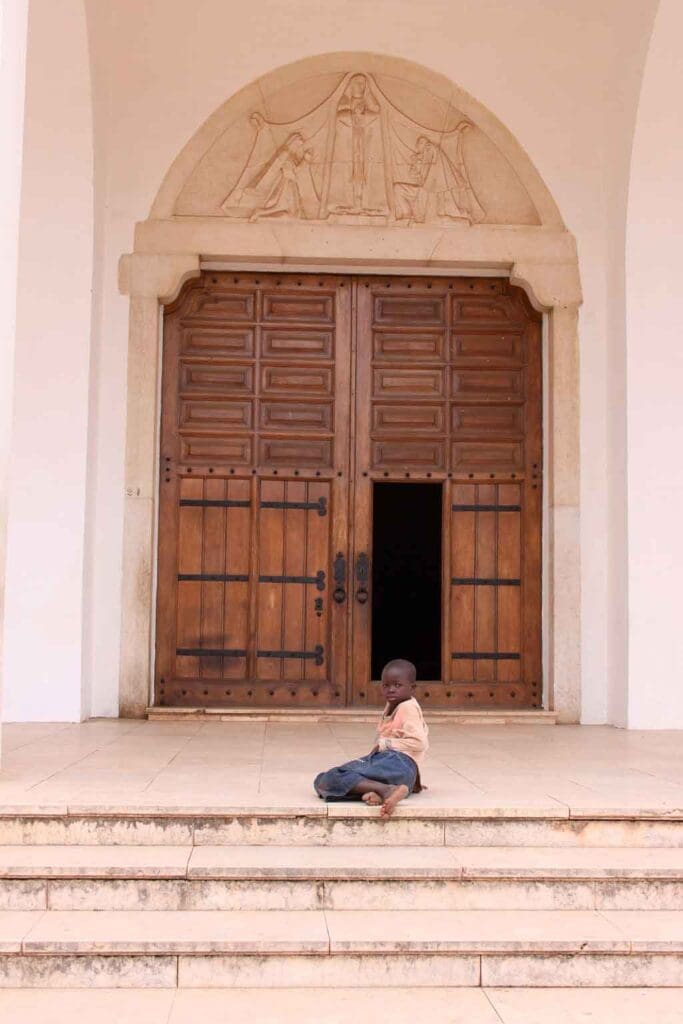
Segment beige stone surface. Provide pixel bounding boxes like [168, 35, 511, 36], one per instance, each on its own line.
[487, 988, 683, 1023]
[2, 988, 681, 1023]
[569, 803, 683, 819]
[193, 817, 329, 847]
[325, 800, 569, 819]
[0, 910, 43, 951]
[0, 817, 194, 847]
[0, 989, 175, 1022]
[596, 880, 683, 911]
[0, 880, 46, 911]
[325, 908, 629, 953]
[169, 987, 500, 1023]
[482, 953, 683, 988]
[456, 846, 683, 878]
[20, 876, 683, 914]
[0, 955, 177, 988]
[46, 878, 321, 912]
[188, 844, 464, 878]
[23, 909, 329, 953]
[602, 909, 683, 951]
[0, 845, 191, 877]
[325, 819, 445, 847]
[188, 843, 683, 879]
[445, 818, 683, 848]
[46, 879, 191, 912]
[322, 879, 595, 912]
[178, 952, 480, 988]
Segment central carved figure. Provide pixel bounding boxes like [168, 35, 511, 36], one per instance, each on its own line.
[324, 73, 386, 218]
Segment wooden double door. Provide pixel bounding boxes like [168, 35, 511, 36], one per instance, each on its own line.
[155, 272, 542, 709]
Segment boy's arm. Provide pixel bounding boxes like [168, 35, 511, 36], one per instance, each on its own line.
[377, 703, 428, 758]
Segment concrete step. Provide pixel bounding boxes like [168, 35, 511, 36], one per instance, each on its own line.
[1, 806, 682, 847]
[0, 845, 682, 911]
[2, 987, 683, 1023]
[0, 908, 681, 988]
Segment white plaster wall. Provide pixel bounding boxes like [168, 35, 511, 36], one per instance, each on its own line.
[625, 0, 683, 729]
[0, 0, 29, 749]
[81, 0, 656, 722]
[3, 0, 94, 721]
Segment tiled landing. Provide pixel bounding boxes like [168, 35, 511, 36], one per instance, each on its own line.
[1, 719, 682, 815]
[0, 988, 682, 1023]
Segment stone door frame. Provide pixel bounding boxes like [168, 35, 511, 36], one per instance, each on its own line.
[119, 226, 581, 719]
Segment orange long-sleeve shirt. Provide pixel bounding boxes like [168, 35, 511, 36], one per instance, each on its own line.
[376, 696, 429, 766]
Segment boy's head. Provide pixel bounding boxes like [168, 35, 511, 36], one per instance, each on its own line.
[380, 659, 417, 706]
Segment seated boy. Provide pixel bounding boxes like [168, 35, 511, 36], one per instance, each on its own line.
[313, 659, 429, 817]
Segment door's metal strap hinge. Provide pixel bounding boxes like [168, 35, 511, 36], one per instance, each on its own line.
[451, 577, 521, 586]
[260, 497, 327, 517]
[259, 571, 325, 591]
[180, 499, 250, 508]
[451, 504, 521, 513]
[257, 645, 324, 666]
[451, 652, 521, 660]
[178, 573, 249, 582]
[176, 647, 247, 657]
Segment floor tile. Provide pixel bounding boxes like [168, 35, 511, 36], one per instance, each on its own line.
[325, 909, 628, 952]
[600, 909, 683, 949]
[170, 988, 499, 1023]
[0, 989, 174, 1023]
[487, 987, 683, 1023]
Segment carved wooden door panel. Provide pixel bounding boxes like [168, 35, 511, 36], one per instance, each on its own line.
[155, 272, 351, 707]
[351, 276, 542, 709]
[156, 271, 542, 710]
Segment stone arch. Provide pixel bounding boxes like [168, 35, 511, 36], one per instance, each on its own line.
[149, 52, 564, 230]
[120, 52, 581, 723]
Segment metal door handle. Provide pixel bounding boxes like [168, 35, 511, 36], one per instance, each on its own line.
[332, 552, 347, 604]
[355, 552, 369, 605]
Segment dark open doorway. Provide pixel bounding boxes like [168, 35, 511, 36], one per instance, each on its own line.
[371, 482, 442, 680]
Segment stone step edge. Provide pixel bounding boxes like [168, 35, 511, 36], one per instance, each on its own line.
[1, 953, 682, 990]
[3, 939, 682, 956]
[2, 909, 682, 957]
[1, 869, 681, 882]
[4, 871, 682, 881]
[147, 707, 559, 724]
[1, 852, 681, 882]
[1, 806, 681, 822]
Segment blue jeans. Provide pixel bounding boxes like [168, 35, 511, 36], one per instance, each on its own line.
[314, 749, 418, 801]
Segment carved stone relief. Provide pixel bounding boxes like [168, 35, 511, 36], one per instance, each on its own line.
[219, 73, 482, 225]
[174, 69, 541, 226]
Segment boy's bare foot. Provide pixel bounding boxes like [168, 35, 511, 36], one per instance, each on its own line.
[361, 791, 383, 806]
[380, 784, 409, 817]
